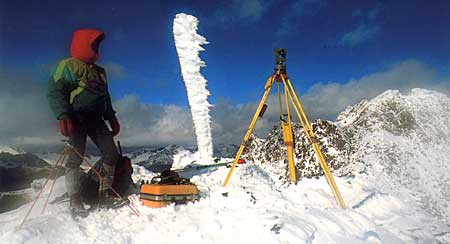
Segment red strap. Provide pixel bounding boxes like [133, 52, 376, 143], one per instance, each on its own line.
[59, 120, 68, 137]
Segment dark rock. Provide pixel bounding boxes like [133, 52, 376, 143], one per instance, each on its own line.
[213, 144, 239, 158]
[242, 120, 356, 183]
[0, 152, 63, 192]
[134, 144, 239, 172]
[135, 145, 188, 171]
[0, 192, 30, 213]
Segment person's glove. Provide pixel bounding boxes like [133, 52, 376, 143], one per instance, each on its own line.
[108, 115, 120, 137]
[59, 118, 75, 137]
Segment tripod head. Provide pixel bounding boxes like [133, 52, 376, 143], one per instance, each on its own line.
[274, 48, 287, 74]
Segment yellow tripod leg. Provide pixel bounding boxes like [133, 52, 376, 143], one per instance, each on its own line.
[281, 121, 297, 183]
[283, 77, 346, 208]
[223, 75, 275, 186]
[312, 142, 346, 208]
[282, 83, 297, 183]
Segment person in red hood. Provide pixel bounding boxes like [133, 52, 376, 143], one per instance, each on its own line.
[47, 29, 123, 217]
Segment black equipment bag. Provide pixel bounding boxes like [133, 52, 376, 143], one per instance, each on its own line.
[80, 155, 135, 204]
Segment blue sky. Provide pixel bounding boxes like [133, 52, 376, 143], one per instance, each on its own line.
[2, 0, 449, 104]
[0, 0, 449, 146]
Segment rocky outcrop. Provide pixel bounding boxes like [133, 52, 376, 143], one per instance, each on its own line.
[242, 119, 358, 184]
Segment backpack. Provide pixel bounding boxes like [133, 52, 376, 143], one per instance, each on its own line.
[80, 155, 135, 204]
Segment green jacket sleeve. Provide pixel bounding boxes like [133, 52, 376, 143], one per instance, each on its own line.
[47, 60, 76, 119]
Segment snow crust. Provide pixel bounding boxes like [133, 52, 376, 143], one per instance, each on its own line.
[2, 159, 447, 243]
[173, 13, 213, 162]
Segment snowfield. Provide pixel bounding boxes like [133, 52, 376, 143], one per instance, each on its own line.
[1, 157, 449, 243]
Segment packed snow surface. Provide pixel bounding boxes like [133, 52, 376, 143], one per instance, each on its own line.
[1, 159, 449, 243]
[173, 13, 213, 161]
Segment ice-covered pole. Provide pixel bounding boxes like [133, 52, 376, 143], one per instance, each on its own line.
[173, 13, 213, 160]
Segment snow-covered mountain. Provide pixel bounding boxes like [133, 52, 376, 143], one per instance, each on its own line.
[0, 152, 55, 192]
[0, 150, 65, 213]
[131, 144, 188, 171]
[0, 145, 21, 155]
[1, 88, 449, 243]
[337, 89, 450, 222]
[244, 88, 450, 224]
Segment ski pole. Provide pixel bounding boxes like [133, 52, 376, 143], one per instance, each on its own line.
[41, 149, 68, 214]
[18, 146, 68, 230]
[175, 159, 246, 172]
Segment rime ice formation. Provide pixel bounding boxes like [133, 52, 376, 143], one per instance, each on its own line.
[173, 13, 213, 161]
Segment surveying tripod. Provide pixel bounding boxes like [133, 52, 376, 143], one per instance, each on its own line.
[223, 49, 346, 208]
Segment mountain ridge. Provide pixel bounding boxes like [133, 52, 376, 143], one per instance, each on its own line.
[244, 88, 450, 222]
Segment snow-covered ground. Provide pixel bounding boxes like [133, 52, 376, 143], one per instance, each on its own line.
[1, 156, 449, 243]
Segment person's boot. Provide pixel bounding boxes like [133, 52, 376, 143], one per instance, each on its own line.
[69, 194, 89, 218]
[98, 189, 129, 209]
[98, 163, 128, 209]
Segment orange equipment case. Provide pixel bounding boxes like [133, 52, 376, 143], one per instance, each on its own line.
[140, 183, 199, 208]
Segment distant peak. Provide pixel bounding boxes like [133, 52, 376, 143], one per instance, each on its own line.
[0, 146, 21, 155]
[337, 88, 450, 139]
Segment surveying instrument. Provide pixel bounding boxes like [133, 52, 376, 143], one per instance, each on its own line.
[223, 48, 346, 208]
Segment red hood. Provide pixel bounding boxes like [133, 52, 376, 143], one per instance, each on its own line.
[70, 29, 104, 64]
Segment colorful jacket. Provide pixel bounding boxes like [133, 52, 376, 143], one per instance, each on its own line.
[47, 29, 115, 120]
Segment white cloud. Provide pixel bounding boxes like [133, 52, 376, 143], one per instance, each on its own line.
[213, 0, 275, 24]
[0, 69, 58, 147]
[300, 60, 450, 120]
[211, 60, 450, 142]
[232, 0, 265, 21]
[276, 0, 328, 36]
[339, 4, 383, 46]
[113, 95, 280, 146]
[113, 95, 195, 146]
[339, 24, 379, 46]
[367, 5, 383, 21]
[101, 62, 126, 80]
[0, 60, 449, 147]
